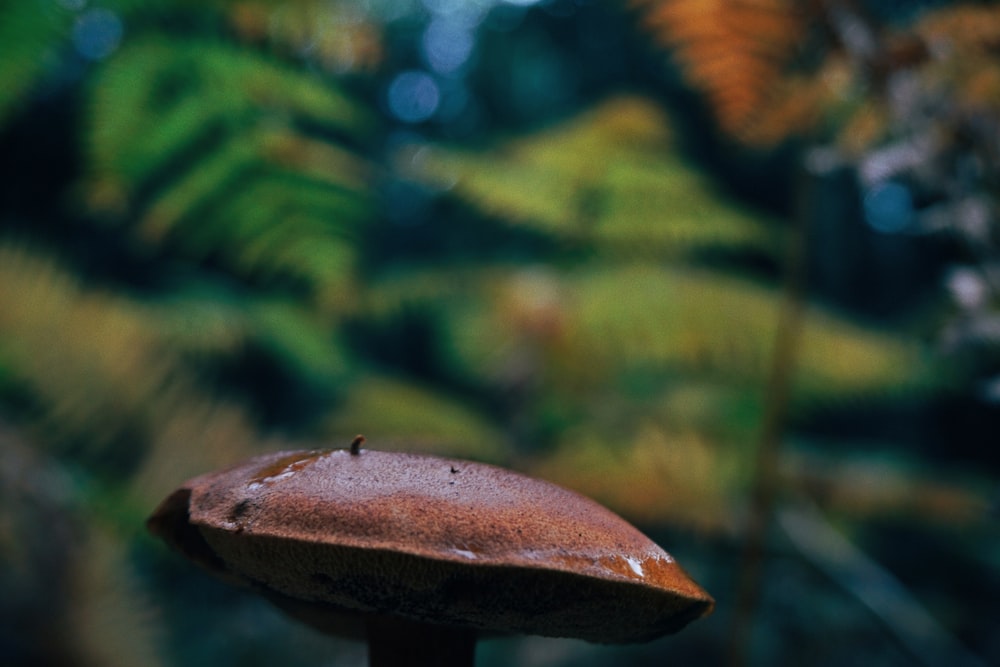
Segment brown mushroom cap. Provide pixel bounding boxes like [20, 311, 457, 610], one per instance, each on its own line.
[148, 447, 713, 643]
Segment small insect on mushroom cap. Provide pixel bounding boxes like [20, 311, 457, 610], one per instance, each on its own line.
[148, 444, 714, 643]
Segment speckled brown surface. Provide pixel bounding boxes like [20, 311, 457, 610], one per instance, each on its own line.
[147, 447, 713, 643]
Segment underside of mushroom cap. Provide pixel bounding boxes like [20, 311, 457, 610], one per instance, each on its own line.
[148, 447, 714, 643]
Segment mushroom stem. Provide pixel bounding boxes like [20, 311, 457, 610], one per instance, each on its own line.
[365, 615, 476, 667]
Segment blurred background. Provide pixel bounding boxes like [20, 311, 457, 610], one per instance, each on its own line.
[1, 0, 998, 665]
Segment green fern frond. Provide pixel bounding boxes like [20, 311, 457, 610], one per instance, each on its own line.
[135, 133, 263, 240]
[88, 37, 372, 181]
[319, 374, 509, 463]
[155, 161, 366, 247]
[0, 3, 70, 123]
[518, 371, 763, 529]
[0, 244, 180, 460]
[444, 264, 939, 406]
[245, 299, 351, 381]
[359, 260, 937, 412]
[0, 243, 266, 479]
[143, 291, 249, 359]
[84, 37, 377, 301]
[415, 96, 782, 260]
[136, 138, 368, 291]
[530, 421, 742, 530]
[148, 289, 350, 383]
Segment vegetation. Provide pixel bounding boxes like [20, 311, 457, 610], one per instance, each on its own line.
[0, 1, 996, 666]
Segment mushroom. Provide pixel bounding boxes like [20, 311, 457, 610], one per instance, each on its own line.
[147, 436, 713, 666]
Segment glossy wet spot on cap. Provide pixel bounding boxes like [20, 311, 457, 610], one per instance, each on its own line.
[247, 450, 327, 490]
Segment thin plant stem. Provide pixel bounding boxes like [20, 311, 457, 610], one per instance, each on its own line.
[727, 160, 813, 667]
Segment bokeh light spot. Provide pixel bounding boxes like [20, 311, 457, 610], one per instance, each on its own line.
[863, 182, 914, 234]
[422, 19, 475, 74]
[72, 8, 123, 61]
[387, 71, 441, 123]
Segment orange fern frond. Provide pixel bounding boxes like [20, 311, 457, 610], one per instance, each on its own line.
[635, 0, 805, 144]
[637, 1, 1000, 149]
[911, 5, 1000, 114]
[228, 1, 383, 73]
[914, 4, 1000, 54]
